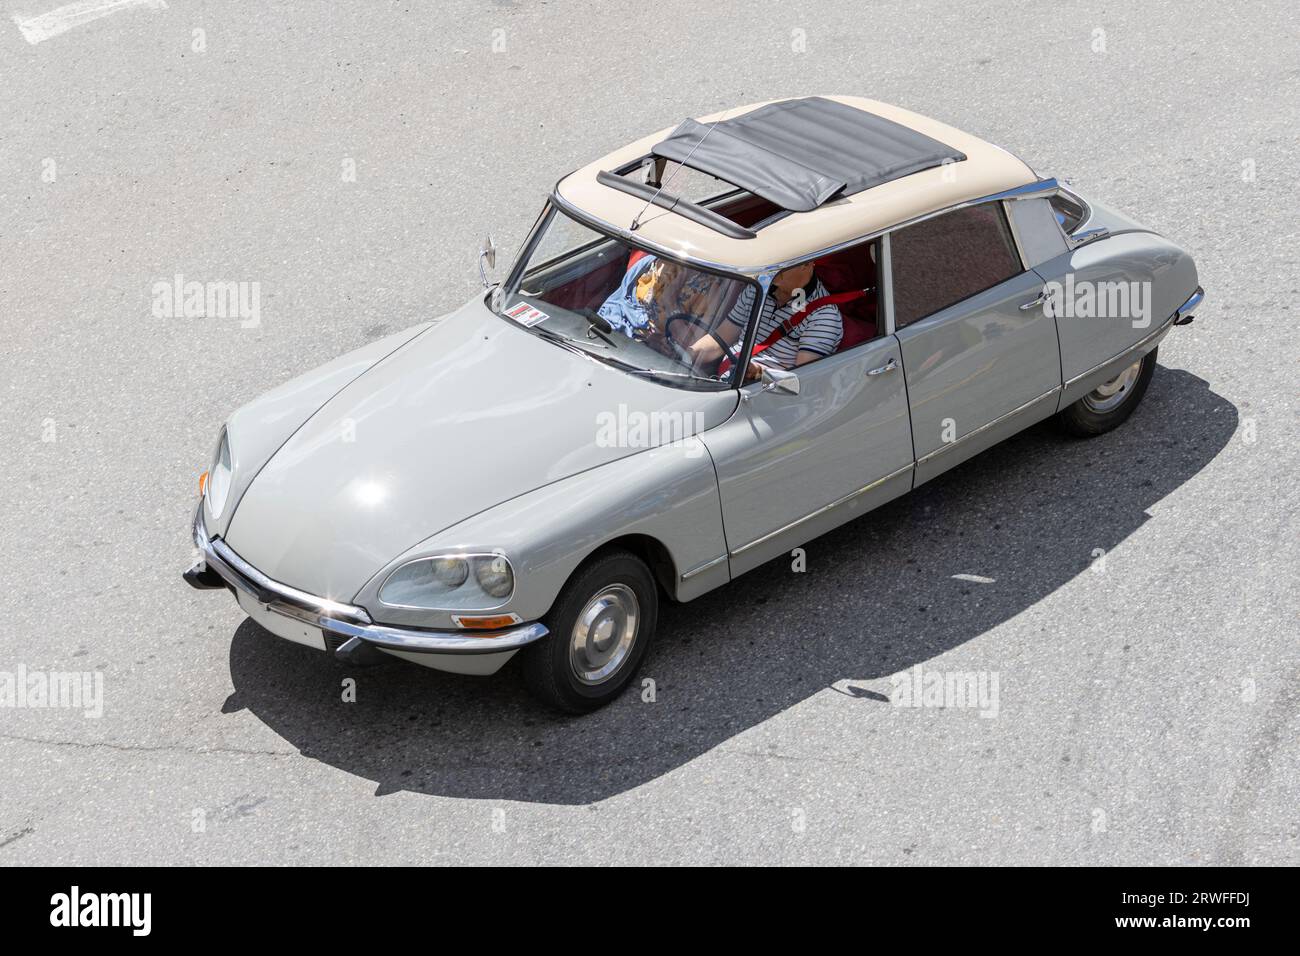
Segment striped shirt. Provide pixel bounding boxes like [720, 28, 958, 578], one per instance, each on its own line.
[724, 279, 843, 370]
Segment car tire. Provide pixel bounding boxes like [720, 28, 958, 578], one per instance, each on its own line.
[521, 549, 658, 713]
[1056, 347, 1157, 437]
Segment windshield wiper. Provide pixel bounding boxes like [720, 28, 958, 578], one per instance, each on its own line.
[525, 323, 718, 385]
[527, 324, 598, 359]
[595, 353, 720, 385]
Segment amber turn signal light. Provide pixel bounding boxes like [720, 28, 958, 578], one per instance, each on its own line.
[451, 614, 521, 631]
[198, 470, 209, 496]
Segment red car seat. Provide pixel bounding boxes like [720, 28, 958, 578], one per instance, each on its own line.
[814, 245, 879, 351]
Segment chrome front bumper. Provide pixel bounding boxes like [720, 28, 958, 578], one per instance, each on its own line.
[185, 508, 548, 657]
[1172, 285, 1205, 325]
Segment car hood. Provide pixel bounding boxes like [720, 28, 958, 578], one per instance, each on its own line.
[223, 296, 736, 600]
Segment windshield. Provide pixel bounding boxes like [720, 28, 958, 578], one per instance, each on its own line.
[494, 206, 755, 388]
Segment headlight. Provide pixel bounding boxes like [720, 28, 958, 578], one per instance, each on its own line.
[474, 555, 514, 598]
[431, 557, 469, 588]
[379, 553, 515, 609]
[206, 429, 233, 519]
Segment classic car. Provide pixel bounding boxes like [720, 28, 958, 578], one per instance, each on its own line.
[185, 95, 1204, 712]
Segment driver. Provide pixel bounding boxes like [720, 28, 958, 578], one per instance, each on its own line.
[677, 261, 843, 379]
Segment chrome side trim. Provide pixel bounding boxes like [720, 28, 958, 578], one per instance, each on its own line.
[1063, 316, 1174, 390]
[730, 463, 915, 558]
[680, 554, 728, 581]
[191, 509, 547, 656]
[916, 387, 1061, 467]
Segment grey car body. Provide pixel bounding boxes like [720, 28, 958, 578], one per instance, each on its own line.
[186, 96, 1203, 709]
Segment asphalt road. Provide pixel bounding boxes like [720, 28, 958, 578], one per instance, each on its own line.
[1, 0, 1296, 865]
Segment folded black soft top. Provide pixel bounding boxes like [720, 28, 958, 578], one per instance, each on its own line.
[651, 97, 967, 213]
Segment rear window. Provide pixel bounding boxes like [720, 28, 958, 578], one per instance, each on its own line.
[890, 203, 1023, 328]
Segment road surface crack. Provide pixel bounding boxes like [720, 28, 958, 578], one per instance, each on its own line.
[0, 732, 295, 761]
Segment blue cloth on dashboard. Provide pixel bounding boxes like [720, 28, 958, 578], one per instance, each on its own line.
[597, 256, 658, 336]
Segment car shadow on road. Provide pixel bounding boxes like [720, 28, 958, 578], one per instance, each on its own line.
[223, 367, 1236, 804]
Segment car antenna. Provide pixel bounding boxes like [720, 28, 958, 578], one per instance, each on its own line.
[630, 109, 729, 233]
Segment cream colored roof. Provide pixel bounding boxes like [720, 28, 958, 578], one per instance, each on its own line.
[555, 95, 1036, 273]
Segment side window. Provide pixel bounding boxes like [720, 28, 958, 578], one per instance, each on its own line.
[890, 204, 1023, 329]
[807, 239, 882, 353]
[739, 246, 880, 374]
[1049, 191, 1087, 234]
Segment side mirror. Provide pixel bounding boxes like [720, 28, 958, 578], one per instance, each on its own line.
[478, 236, 497, 288]
[745, 365, 799, 399]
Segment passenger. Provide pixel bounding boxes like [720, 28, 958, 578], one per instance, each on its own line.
[597, 254, 720, 340]
[679, 261, 843, 379]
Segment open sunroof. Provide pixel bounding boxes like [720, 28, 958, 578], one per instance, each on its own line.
[651, 97, 967, 214]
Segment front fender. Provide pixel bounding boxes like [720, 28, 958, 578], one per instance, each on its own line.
[352, 436, 729, 628]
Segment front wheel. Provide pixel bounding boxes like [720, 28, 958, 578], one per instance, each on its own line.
[521, 550, 658, 713]
[1056, 347, 1157, 437]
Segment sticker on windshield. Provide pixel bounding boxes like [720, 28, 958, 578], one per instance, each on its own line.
[505, 302, 549, 327]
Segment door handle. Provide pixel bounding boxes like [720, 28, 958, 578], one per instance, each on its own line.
[1019, 288, 1049, 311]
[866, 358, 897, 376]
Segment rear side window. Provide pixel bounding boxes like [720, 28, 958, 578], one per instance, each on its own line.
[890, 203, 1023, 328]
[1049, 191, 1087, 234]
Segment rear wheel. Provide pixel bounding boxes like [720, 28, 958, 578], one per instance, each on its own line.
[1056, 347, 1157, 437]
[522, 550, 658, 713]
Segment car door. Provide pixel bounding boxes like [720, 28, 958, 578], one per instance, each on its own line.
[701, 301, 914, 577]
[890, 201, 1063, 485]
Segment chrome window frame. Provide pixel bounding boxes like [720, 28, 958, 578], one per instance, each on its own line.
[880, 233, 896, 335]
[498, 198, 764, 390]
[549, 176, 1061, 277]
[1045, 184, 1107, 249]
[732, 269, 774, 387]
[544, 176, 1065, 384]
[739, 234, 893, 379]
[884, 196, 1033, 333]
[1002, 199, 1032, 273]
[737, 177, 1062, 275]
[731, 231, 893, 383]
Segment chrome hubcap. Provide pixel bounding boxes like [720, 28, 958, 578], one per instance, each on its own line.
[1083, 358, 1142, 413]
[569, 584, 639, 685]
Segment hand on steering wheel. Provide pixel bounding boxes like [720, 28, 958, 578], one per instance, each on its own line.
[662, 312, 703, 367]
